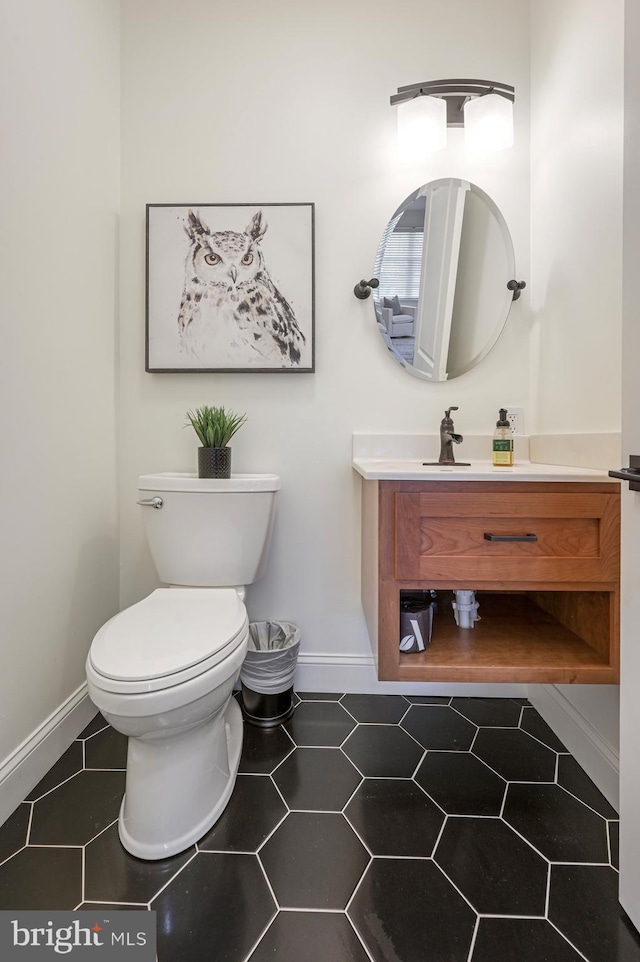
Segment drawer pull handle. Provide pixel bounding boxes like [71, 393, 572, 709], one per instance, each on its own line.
[484, 532, 538, 543]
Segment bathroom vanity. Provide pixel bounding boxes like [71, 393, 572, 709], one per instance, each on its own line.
[354, 445, 620, 685]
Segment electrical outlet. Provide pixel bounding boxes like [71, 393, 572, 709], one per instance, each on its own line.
[506, 408, 524, 436]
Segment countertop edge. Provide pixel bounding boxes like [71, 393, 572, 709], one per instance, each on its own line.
[352, 458, 617, 483]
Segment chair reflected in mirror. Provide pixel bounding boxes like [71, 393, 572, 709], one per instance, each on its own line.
[376, 295, 416, 365]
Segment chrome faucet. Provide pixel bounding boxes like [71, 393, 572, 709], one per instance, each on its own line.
[439, 407, 463, 464]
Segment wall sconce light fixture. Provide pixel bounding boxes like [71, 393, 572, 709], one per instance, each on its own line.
[391, 79, 514, 155]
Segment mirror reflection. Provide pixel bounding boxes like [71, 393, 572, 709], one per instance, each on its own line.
[373, 178, 516, 381]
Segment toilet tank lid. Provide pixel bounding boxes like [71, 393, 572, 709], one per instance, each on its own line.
[89, 589, 248, 682]
[138, 473, 281, 493]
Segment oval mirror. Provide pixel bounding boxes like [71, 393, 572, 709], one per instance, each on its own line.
[373, 178, 516, 380]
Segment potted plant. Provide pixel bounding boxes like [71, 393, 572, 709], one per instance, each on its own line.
[185, 405, 247, 479]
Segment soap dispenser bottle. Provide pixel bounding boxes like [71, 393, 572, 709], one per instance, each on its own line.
[492, 408, 514, 466]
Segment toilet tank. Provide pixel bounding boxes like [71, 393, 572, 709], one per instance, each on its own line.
[137, 473, 280, 587]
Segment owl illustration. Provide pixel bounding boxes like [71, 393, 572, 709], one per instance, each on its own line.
[177, 209, 306, 366]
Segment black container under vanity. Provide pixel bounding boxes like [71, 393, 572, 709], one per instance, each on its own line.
[198, 446, 231, 479]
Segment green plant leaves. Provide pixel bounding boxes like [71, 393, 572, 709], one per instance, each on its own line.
[185, 405, 248, 448]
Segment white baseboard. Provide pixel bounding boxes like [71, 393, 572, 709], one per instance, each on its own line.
[294, 651, 528, 698]
[528, 684, 620, 811]
[0, 683, 98, 827]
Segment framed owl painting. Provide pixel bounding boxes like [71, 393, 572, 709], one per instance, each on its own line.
[145, 202, 315, 373]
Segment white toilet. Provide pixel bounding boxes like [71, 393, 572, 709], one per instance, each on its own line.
[86, 472, 280, 860]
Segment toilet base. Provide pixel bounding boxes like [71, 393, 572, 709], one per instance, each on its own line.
[117, 696, 244, 860]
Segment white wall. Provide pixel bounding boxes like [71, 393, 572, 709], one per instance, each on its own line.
[0, 2, 120, 771]
[118, 0, 531, 687]
[528, 0, 624, 796]
[529, 0, 623, 436]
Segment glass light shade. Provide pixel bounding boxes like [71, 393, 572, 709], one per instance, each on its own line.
[397, 96, 447, 155]
[463, 93, 514, 152]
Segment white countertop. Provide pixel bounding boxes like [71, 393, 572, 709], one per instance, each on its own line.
[352, 457, 615, 482]
[351, 433, 616, 483]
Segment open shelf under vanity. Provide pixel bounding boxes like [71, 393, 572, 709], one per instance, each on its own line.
[395, 589, 615, 684]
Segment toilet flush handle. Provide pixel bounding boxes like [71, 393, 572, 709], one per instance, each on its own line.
[136, 496, 163, 509]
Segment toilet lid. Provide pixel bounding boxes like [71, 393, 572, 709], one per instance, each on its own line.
[89, 588, 248, 688]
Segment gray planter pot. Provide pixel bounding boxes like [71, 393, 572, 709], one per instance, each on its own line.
[198, 446, 231, 479]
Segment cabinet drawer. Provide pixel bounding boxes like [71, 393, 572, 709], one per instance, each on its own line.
[394, 490, 620, 583]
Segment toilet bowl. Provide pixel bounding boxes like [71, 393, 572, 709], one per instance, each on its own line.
[86, 472, 280, 860]
[86, 588, 249, 859]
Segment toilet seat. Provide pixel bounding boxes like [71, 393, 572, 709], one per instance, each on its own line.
[88, 588, 248, 695]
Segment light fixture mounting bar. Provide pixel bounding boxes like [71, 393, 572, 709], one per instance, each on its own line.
[392, 78, 515, 150]
[390, 79, 514, 108]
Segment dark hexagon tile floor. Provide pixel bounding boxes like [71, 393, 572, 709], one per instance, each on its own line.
[342, 723, 425, 777]
[151, 852, 276, 962]
[348, 858, 476, 962]
[0, 847, 83, 909]
[472, 918, 585, 961]
[414, 750, 506, 815]
[451, 696, 523, 728]
[29, 770, 126, 846]
[345, 778, 444, 857]
[0, 803, 30, 863]
[557, 754, 619, 819]
[0, 693, 632, 962]
[284, 701, 357, 747]
[77, 713, 108, 739]
[259, 812, 369, 909]
[238, 723, 294, 774]
[247, 910, 370, 962]
[84, 726, 128, 769]
[198, 774, 287, 851]
[25, 741, 84, 800]
[84, 823, 195, 904]
[401, 703, 477, 751]
[271, 747, 361, 811]
[504, 782, 610, 863]
[549, 864, 640, 962]
[340, 692, 409, 724]
[473, 726, 557, 781]
[435, 816, 548, 916]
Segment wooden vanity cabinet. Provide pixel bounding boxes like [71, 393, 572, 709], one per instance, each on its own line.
[361, 480, 620, 684]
